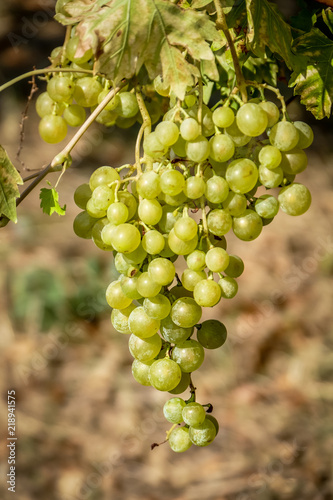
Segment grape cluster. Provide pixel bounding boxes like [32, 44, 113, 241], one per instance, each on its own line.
[71, 77, 313, 451]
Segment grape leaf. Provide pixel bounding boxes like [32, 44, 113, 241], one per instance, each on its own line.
[40, 188, 66, 216]
[289, 28, 333, 119]
[191, 0, 213, 7]
[322, 8, 333, 34]
[245, 0, 302, 71]
[55, 0, 219, 99]
[0, 146, 23, 223]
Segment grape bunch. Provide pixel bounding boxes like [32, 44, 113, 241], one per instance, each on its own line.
[71, 83, 313, 451]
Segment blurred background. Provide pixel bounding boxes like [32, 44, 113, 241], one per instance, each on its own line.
[0, 1, 332, 499]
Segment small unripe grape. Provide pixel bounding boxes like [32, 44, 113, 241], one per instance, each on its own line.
[131, 359, 153, 386]
[111, 303, 137, 334]
[116, 92, 139, 118]
[224, 255, 244, 278]
[149, 358, 182, 391]
[218, 276, 238, 298]
[258, 145, 282, 170]
[136, 171, 161, 199]
[186, 250, 206, 271]
[189, 418, 216, 446]
[226, 159, 258, 194]
[128, 333, 162, 362]
[106, 280, 133, 309]
[255, 195, 279, 218]
[294, 121, 314, 149]
[73, 77, 103, 107]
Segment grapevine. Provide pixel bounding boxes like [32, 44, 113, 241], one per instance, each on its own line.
[0, 0, 332, 454]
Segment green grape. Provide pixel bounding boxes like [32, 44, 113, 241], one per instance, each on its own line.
[117, 191, 138, 220]
[159, 205, 182, 233]
[169, 371, 191, 394]
[278, 183, 311, 216]
[279, 148, 308, 175]
[205, 414, 219, 435]
[144, 132, 168, 158]
[183, 176, 206, 199]
[186, 250, 206, 271]
[180, 117, 201, 141]
[188, 104, 214, 136]
[66, 35, 93, 63]
[149, 358, 182, 391]
[193, 279, 221, 307]
[101, 222, 118, 247]
[255, 195, 279, 218]
[258, 145, 282, 170]
[184, 94, 197, 108]
[128, 333, 162, 362]
[115, 115, 138, 129]
[269, 121, 299, 151]
[122, 244, 147, 265]
[224, 120, 251, 146]
[109, 223, 141, 253]
[197, 319, 227, 349]
[232, 209, 263, 241]
[155, 120, 179, 147]
[114, 252, 132, 274]
[162, 191, 188, 207]
[160, 169, 185, 196]
[36, 92, 65, 117]
[50, 46, 63, 62]
[160, 316, 194, 343]
[39, 115, 67, 143]
[171, 339, 204, 372]
[171, 297, 202, 328]
[212, 106, 235, 128]
[131, 359, 153, 386]
[294, 121, 314, 149]
[128, 306, 160, 338]
[120, 274, 142, 300]
[226, 159, 258, 194]
[205, 176, 229, 204]
[210, 159, 228, 177]
[168, 426, 192, 453]
[172, 136, 187, 157]
[218, 276, 238, 299]
[63, 104, 86, 127]
[106, 280, 133, 309]
[70, 61, 93, 79]
[73, 211, 98, 239]
[205, 247, 229, 273]
[89, 166, 120, 191]
[163, 397, 186, 424]
[136, 272, 162, 298]
[111, 303, 137, 334]
[203, 164, 214, 181]
[115, 92, 139, 118]
[174, 217, 198, 242]
[181, 269, 206, 292]
[86, 198, 107, 218]
[148, 257, 176, 286]
[91, 218, 114, 251]
[143, 294, 171, 320]
[182, 402, 206, 427]
[185, 135, 210, 162]
[73, 77, 103, 107]
[74, 183, 92, 210]
[225, 255, 244, 278]
[154, 75, 170, 96]
[207, 209, 232, 237]
[136, 171, 161, 199]
[222, 192, 246, 217]
[168, 228, 198, 255]
[47, 76, 74, 103]
[236, 103, 268, 137]
[95, 108, 117, 126]
[91, 185, 115, 210]
[259, 164, 283, 188]
[159, 234, 175, 258]
[107, 202, 129, 225]
[142, 230, 165, 255]
[258, 101, 280, 128]
[207, 234, 227, 251]
[138, 199, 162, 225]
[189, 418, 216, 447]
[169, 285, 193, 299]
[97, 88, 120, 110]
[209, 134, 235, 162]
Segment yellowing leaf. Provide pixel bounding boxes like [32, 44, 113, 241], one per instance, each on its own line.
[0, 146, 23, 223]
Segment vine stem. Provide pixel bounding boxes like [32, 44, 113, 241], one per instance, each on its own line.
[213, 0, 247, 103]
[136, 89, 152, 172]
[246, 80, 287, 118]
[197, 76, 204, 134]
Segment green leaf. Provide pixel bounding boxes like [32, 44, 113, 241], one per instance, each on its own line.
[290, 28, 333, 119]
[243, 56, 278, 87]
[191, 0, 213, 8]
[226, 0, 246, 29]
[322, 8, 333, 35]
[245, 0, 303, 71]
[40, 188, 66, 216]
[55, 0, 219, 100]
[0, 146, 23, 223]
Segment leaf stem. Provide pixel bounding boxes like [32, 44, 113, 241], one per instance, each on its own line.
[136, 89, 152, 171]
[197, 76, 204, 134]
[214, 0, 247, 103]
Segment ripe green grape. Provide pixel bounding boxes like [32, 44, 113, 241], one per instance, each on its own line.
[128, 333, 162, 362]
[168, 228, 198, 256]
[193, 279, 221, 307]
[205, 414, 219, 435]
[224, 255, 244, 278]
[183, 176, 206, 199]
[149, 358, 182, 391]
[36, 92, 64, 117]
[144, 132, 168, 158]
[122, 243, 147, 265]
[47, 75, 74, 103]
[197, 319, 227, 349]
[222, 192, 247, 217]
[168, 426, 192, 453]
[255, 195, 279, 218]
[259, 164, 283, 188]
[174, 217, 198, 242]
[131, 359, 153, 386]
[116, 92, 139, 118]
[120, 274, 142, 300]
[136, 272, 162, 298]
[160, 169, 185, 196]
[97, 88, 120, 111]
[180, 117, 200, 141]
[171, 297, 202, 329]
[63, 104, 86, 127]
[294, 121, 314, 149]
[182, 402, 206, 427]
[109, 223, 141, 253]
[207, 209, 232, 237]
[224, 120, 251, 146]
[73, 211, 98, 239]
[212, 106, 235, 128]
[188, 104, 214, 136]
[39, 115, 67, 143]
[111, 303, 137, 334]
[269, 121, 299, 151]
[142, 230, 165, 255]
[172, 136, 187, 157]
[185, 135, 210, 162]
[209, 134, 235, 162]
[226, 159, 258, 194]
[279, 148, 308, 175]
[205, 247, 229, 273]
[95, 108, 117, 127]
[171, 339, 204, 372]
[91, 218, 114, 251]
[148, 257, 176, 286]
[181, 269, 206, 292]
[160, 316, 193, 343]
[117, 191, 137, 220]
[232, 209, 263, 241]
[258, 101, 279, 128]
[86, 198, 107, 218]
[236, 103, 268, 137]
[163, 397, 186, 424]
[66, 35, 93, 63]
[89, 166, 120, 191]
[258, 145, 282, 170]
[107, 202, 129, 225]
[189, 418, 216, 447]
[154, 75, 170, 96]
[91, 185, 115, 210]
[155, 120, 179, 146]
[143, 294, 171, 320]
[101, 223, 118, 247]
[138, 199, 162, 225]
[128, 306, 160, 338]
[162, 190, 188, 207]
[205, 176, 229, 204]
[136, 171, 161, 199]
[278, 183, 311, 216]
[218, 276, 238, 299]
[106, 280, 133, 309]
[169, 371, 191, 395]
[74, 183, 92, 210]
[73, 77, 103, 107]
[186, 250, 206, 271]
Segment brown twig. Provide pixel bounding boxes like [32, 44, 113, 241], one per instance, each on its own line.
[16, 73, 39, 167]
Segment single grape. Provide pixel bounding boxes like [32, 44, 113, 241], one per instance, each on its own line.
[138, 199, 163, 225]
[131, 359, 153, 386]
[212, 106, 235, 128]
[168, 426, 192, 453]
[188, 104, 214, 136]
[91, 185, 115, 210]
[168, 228, 198, 256]
[115, 92, 139, 118]
[279, 148, 308, 175]
[101, 222, 118, 247]
[36, 92, 64, 117]
[39, 115, 67, 143]
[207, 209, 232, 237]
[143, 132, 168, 158]
[47, 75, 74, 103]
[226, 159, 258, 194]
[122, 243, 147, 265]
[294, 121, 314, 149]
[136, 171, 161, 199]
[171, 339, 204, 372]
[255, 195, 279, 218]
[162, 190, 188, 207]
[269, 121, 299, 151]
[180, 117, 201, 141]
[148, 257, 176, 286]
[174, 217, 198, 242]
[205, 247, 229, 273]
[169, 371, 191, 394]
[155, 120, 179, 146]
[143, 294, 171, 320]
[278, 183, 311, 216]
[258, 101, 280, 128]
[171, 297, 202, 328]
[205, 176, 229, 204]
[236, 103, 268, 137]
[159, 235, 175, 258]
[224, 255, 244, 278]
[218, 276, 238, 299]
[232, 209, 263, 241]
[97, 88, 120, 110]
[163, 397, 186, 423]
[73, 77, 103, 107]
[63, 104, 86, 127]
[160, 169, 185, 196]
[181, 269, 206, 292]
[91, 218, 114, 251]
[142, 230, 165, 255]
[189, 418, 216, 447]
[109, 223, 141, 253]
[106, 280, 133, 309]
[149, 358, 182, 391]
[259, 164, 283, 188]
[222, 192, 247, 217]
[117, 191, 137, 220]
[193, 279, 221, 307]
[154, 75, 170, 96]
[209, 134, 235, 163]
[158, 204, 182, 233]
[183, 176, 206, 200]
[73, 211, 98, 239]
[89, 166, 120, 191]
[107, 202, 129, 224]
[136, 272, 162, 298]
[186, 250, 206, 271]
[258, 145, 282, 170]
[160, 316, 194, 344]
[111, 303, 137, 334]
[116, 115, 138, 129]
[128, 333, 162, 362]
[182, 402, 206, 427]
[197, 319, 227, 349]
[224, 120, 251, 146]
[128, 306, 160, 338]
[205, 414, 219, 435]
[74, 183, 92, 210]
[86, 198, 107, 218]
[95, 108, 117, 126]
[120, 274, 142, 300]
[185, 135, 210, 162]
